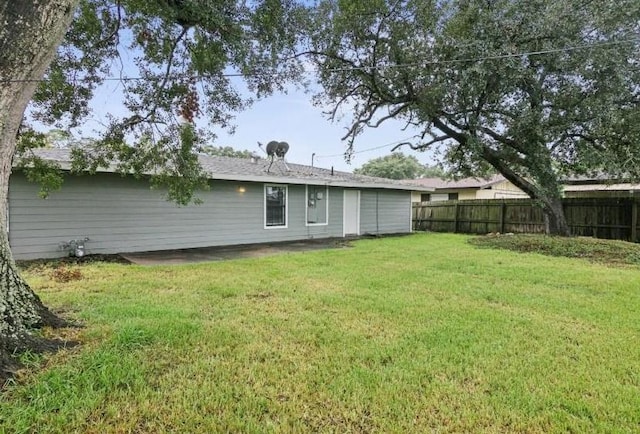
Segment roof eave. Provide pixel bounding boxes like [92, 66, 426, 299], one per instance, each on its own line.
[209, 172, 431, 191]
[434, 186, 481, 192]
[23, 161, 426, 192]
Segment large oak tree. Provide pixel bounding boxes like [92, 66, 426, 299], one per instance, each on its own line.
[305, 0, 640, 234]
[0, 0, 302, 376]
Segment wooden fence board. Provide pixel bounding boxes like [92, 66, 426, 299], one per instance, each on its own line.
[412, 198, 640, 242]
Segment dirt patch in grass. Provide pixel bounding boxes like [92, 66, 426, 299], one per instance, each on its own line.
[17, 254, 131, 272]
[469, 234, 640, 266]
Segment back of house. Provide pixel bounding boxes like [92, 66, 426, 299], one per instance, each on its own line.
[8, 149, 430, 259]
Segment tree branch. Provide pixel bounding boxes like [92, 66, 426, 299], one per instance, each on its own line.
[391, 135, 449, 151]
[157, 26, 189, 94]
[431, 117, 467, 143]
[95, 0, 122, 48]
[481, 146, 538, 198]
[369, 103, 410, 128]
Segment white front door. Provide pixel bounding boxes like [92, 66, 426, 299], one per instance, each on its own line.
[343, 190, 360, 236]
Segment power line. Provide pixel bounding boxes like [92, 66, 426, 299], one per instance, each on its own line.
[2, 38, 638, 84]
[314, 136, 415, 159]
[315, 38, 640, 73]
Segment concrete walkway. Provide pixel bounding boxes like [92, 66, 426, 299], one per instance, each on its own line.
[120, 238, 352, 265]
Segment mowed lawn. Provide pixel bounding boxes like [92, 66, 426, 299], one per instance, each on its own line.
[2, 233, 640, 433]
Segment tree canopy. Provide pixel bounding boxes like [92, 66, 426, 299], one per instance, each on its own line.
[355, 152, 428, 179]
[199, 145, 254, 158]
[305, 0, 640, 234]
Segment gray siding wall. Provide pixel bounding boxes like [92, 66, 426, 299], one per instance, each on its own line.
[8, 173, 345, 259]
[360, 189, 411, 235]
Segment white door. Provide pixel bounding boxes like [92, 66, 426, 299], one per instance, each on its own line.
[343, 190, 360, 236]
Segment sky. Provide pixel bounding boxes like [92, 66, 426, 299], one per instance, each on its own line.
[209, 92, 439, 172]
[80, 78, 438, 173]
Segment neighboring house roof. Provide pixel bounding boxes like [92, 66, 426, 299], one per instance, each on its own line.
[18, 148, 432, 192]
[407, 174, 506, 190]
[561, 174, 632, 185]
[561, 171, 640, 192]
[563, 183, 640, 192]
[409, 172, 640, 194]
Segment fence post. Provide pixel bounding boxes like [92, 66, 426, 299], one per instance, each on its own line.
[632, 199, 638, 243]
[499, 202, 506, 234]
[593, 200, 598, 239]
[453, 202, 459, 233]
[411, 203, 418, 232]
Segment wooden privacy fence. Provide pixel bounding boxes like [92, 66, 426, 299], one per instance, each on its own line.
[412, 198, 640, 242]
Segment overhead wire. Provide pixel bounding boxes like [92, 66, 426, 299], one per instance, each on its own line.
[313, 136, 415, 159]
[1, 38, 638, 84]
[6, 27, 637, 162]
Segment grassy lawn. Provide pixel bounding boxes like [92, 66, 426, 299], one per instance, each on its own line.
[2, 233, 640, 433]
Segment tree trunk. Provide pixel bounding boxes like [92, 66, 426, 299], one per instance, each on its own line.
[541, 196, 571, 236]
[0, 0, 79, 367]
[480, 146, 572, 237]
[498, 168, 572, 236]
[0, 228, 65, 338]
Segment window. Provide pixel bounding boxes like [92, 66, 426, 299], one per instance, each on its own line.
[265, 185, 287, 228]
[420, 193, 431, 202]
[306, 185, 328, 225]
[448, 193, 459, 200]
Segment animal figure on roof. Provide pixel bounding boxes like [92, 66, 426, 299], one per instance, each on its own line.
[258, 141, 290, 172]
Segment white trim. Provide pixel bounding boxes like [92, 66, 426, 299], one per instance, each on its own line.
[305, 185, 329, 227]
[264, 184, 288, 229]
[342, 189, 361, 237]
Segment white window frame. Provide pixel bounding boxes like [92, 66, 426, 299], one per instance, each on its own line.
[264, 184, 288, 229]
[305, 185, 329, 227]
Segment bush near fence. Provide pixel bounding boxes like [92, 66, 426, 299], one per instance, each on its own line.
[412, 198, 640, 242]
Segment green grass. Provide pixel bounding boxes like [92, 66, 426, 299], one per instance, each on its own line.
[2, 233, 639, 433]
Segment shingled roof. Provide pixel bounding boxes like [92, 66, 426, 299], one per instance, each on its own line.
[20, 148, 431, 192]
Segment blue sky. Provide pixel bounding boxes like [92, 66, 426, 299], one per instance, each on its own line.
[210, 91, 436, 172]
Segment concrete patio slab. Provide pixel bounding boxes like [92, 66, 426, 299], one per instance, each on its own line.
[120, 238, 353, 265]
